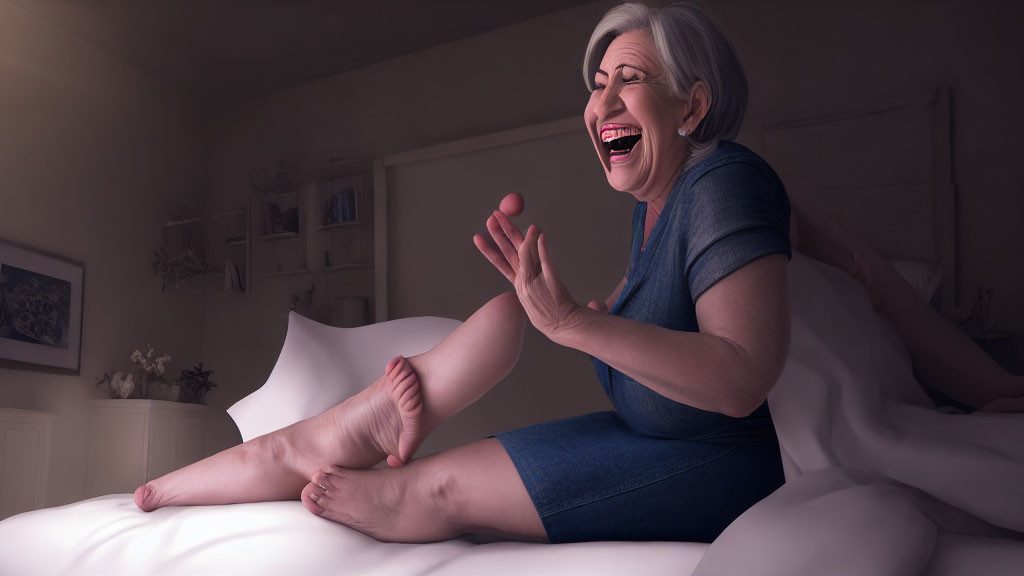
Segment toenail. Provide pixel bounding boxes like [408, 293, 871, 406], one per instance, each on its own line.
[309, 493, 320, 502]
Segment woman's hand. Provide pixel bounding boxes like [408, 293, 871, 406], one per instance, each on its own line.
[473, 195, 586, 342]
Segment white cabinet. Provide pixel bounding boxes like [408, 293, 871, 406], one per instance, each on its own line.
[86, 400, 207, 497]
[0, 409, 54, 520]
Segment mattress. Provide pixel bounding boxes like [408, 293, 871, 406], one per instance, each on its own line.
[0, 494, 707, 576]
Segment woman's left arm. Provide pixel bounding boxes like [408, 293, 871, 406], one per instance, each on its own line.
[556, 252, 789, 418]
[476, 212, 790, 418]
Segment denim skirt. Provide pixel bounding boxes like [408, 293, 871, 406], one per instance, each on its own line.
[496, 407, 784, 543]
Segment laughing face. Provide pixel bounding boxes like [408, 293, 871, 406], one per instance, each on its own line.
[584, 29, 692, 206]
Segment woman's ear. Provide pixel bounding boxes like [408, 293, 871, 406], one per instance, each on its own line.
[682, 81, 711, 134]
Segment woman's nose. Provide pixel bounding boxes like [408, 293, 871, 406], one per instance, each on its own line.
[593, 83, 624, 120]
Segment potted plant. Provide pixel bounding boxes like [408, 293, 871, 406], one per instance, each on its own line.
[131, 345, 175, 400]
[95, 345, 174, 399]
[178, 362, 217, 404]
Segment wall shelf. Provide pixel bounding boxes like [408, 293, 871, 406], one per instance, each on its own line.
[260, 268, 310, 278]
[259, 231, 300, 241]
[241, 158, 377, 322]
[317, 221, 361, 231]
[324, 263, 371, 272]
[165, 217, 204, 228]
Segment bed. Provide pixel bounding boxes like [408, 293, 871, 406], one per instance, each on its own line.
[2, 89, 1022, 575]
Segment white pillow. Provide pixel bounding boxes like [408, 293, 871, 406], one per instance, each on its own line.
[889, 259, 942, 303]
[227, 312, 461, 442]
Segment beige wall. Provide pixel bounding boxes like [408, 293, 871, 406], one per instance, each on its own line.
[0, 3, 206, 506]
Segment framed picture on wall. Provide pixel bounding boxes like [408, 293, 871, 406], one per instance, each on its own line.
[0, 239, 84, 374]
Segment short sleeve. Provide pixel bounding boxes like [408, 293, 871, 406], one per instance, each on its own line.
[683, 161, 791, 300]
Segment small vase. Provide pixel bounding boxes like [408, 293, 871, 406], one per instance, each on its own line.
[108, 371, 136, 399]
[147, 380, 181, 401]
[177, 385, 207, 404]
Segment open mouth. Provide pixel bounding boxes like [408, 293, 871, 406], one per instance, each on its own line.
[600, 124, 642, 163]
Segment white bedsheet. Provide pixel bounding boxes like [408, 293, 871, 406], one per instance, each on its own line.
[693, 253, 1024, 575]
[0, 494, 706, 576]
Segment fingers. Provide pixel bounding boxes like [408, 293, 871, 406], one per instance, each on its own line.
[537, 233, 563, 291]
[488, 212, 521, 271]
[492, 210, 525, 248]
[587, 299, 608, 313]
[518, 225, 542, 281]
[474, 198, 528, 285]
[473, 233, 515, 283]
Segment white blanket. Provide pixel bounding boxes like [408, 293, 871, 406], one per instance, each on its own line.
[693, 253, 1024, 575]
[0, 495, 706, 576]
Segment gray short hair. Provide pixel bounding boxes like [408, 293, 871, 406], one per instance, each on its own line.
[583, 2, 748, 169]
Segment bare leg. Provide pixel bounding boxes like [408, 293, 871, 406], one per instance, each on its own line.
[301, 438, 547, 543]
[791, 200, 1023, 409]
[135, 292, 527, 511]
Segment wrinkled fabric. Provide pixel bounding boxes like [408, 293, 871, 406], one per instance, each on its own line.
[693, 253, 1024, 575]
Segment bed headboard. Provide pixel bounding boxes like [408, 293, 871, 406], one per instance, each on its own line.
[759, 87, 956, 317]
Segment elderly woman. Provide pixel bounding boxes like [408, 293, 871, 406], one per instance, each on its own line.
[135, 2, 789, 544]
[136, 1, 1024, 543]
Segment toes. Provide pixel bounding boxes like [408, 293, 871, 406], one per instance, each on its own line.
[303, 466, 345, 516]
[395, 374, 418, 400]
[134, 483, 156, 512]
[301, 482, 325, 515]
[395, 363, 413, 383]
[385, 356, 403, 376]
[400, 388, 423, 413]
[312, 465, 343, 487]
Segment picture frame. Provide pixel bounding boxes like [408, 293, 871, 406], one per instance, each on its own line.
[0, 238, 84, 374]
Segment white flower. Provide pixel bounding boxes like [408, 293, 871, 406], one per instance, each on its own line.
[130, 345, 172, 377]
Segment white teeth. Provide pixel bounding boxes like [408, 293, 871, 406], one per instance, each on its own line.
[600, 126, 642, 143]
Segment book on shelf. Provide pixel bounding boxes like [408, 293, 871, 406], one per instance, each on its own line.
[263, 202, 299, 235]
[326, 188, 357, 224]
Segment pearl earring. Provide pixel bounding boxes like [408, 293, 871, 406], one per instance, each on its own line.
[677, 127, 688, 137]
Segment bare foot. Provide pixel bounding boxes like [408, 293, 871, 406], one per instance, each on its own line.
[134, 355, 426, 511]
[300, 465, 457, 543]
[381, 356, 425, 467]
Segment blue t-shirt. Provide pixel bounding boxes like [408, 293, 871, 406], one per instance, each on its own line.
[594, 141, 791, 439]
